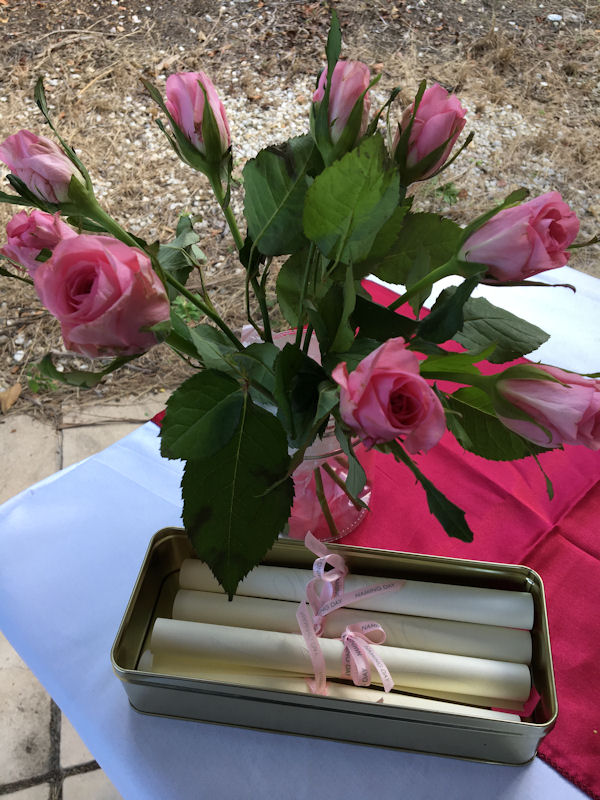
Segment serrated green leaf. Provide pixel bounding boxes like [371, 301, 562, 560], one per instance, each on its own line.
[369, 212, 462, 287]
[384, 441, 474, 542]
[303, 134, 399, 264]
[351, 205, 410, 280]
[454, 296, 550, 363]
[419, 346, 496, 378]
[446, 387, 548, 460]
[243, 135, 316, 256]
[273, 344, 328, 447]
[182, 397, 294, 597]
[276, 248, 313, 327]
[189, 324, 238, 370]
[37, 353, 135, 388]
[160, 370, 243, 460]
[417, 277, 479, 343]
[232, 342, 279, 397]
[350, 294, 417, 341]
[156, 215, 203, 297]
[334, 423, 367, 497]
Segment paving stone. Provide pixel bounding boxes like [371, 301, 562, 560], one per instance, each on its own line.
[0, 415, 60, 504]
[62, 768, 124, 800]
[60, 714, 95, 769]
[2, 784, 50, 799]
[61, 398, 165, 468]
[0, 633, 51, 784]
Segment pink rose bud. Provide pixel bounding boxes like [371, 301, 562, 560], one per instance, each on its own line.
[331, 337, 446, 452]
[1, 210, 76, 277]
[312, 60, 371, 144]
[33, 234, 171, 358]
[460, 192, 580, 281]
[393, 83, 466, 180]
[165, 71, 231, 158]
[496, 365, 600, 450]
[0, 130, 82, 204]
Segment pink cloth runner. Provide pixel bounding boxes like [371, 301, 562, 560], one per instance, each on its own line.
[152, 279, 600, 797]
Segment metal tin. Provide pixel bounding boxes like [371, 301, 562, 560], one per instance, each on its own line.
[111, 528, 557, 764]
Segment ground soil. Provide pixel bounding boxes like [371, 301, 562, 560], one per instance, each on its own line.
[1, 0, 599, 423]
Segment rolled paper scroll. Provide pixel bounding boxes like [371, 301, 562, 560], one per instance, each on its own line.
[150, 618, 531, 703]
[178, 559, 534, 630]
[137, 649, 517, 722]
[173, 589, 532, 663]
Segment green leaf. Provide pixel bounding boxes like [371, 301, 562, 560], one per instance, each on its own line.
[351, 205, 410, 280]
[419, 347, 496, 378]
[334, 423, 367, 497]
[323, 336, 381, 375]
[417, 277, 479, 343]
[189, 324, 238, 370]
[157, 215, 203, 295]
[160, 371, 243, 461]
[384, 441, 474, 542]
[276, 248, 314, 327]
[369, 212, 463, 287]
[0, 190, 36, 208]
[350, 294, 417, 341]
[273, 344, 328, 447]
[231, 342, 279, 397]
[243, 135, 317, 256]
[303, 134, 399, 264]
[454, 296, 550, 363]
[445, 387, 549, 460]
[182, 397, 294, 597]
[37, 353, 135, 388]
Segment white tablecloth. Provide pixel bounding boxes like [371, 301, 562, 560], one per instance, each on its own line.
[0, 267, 597, 799]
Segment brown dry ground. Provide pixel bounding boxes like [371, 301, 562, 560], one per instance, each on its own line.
[0, 0, 599, 423]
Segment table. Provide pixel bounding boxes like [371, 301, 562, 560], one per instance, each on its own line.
[0, 267, 598, 800]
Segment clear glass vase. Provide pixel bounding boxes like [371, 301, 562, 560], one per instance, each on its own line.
[284, 431, 373, 542]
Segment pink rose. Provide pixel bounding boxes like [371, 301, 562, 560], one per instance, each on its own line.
[0, 130, 82, 204]
[331, 337, 446, 452]
[460, 192, 580, 281]
[165, 72, 231, 158]
[312, 60, 371, 144]
[393, 83, 466, 180]
[34, 234, 170, 358]
[496, 365, 600, 449]
[1, 210, 76, 276]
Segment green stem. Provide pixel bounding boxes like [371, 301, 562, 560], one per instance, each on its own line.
[387, 258, 460, 311]
[211, 178, 245, 252]
[302, 323, 314, 355]
[322, 462, 364, 510]
[251, 274, 273, 343]
[295, 243, 315, 347]
[313, 466, 340, 539]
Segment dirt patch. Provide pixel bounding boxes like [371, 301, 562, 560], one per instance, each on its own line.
[1, 0, 599, 422]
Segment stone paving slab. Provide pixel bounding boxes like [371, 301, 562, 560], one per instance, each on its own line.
[62, 768, 124, 800]
[60, 714, 95, 769]
[0, 415, 60, 504]
[3, 784, 50, 799]
[0, 633, 51, 785]
[61, 398, 165, 468]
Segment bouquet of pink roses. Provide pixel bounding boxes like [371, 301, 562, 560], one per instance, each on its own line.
[1, 14, 597, 596]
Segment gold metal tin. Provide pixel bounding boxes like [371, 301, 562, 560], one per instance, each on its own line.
[111, 528, 557, 764]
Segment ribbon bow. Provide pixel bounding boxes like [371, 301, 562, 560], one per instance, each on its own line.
[303, 531, 348, 635]
[340, 621, 395, 693]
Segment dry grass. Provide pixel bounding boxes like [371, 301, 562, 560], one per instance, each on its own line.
[0, 0, 599, 421]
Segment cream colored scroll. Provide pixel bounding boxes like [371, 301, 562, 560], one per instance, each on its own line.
[178, 559, 534, 630]
[173, 589, 532, 663]
[137, 649, 517, 722]
[150, 618, 531, 703]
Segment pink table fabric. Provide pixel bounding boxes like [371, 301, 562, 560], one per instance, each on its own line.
[339, 281, 600, 799]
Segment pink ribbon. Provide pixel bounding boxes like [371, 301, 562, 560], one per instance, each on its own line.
[299, 532, 402, 694]
[340, 622, 395, 693]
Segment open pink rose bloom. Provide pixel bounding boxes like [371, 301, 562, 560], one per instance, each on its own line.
[461, 191, 580, 281]
[0, 130, 81, 204]
[497, 365, 600, 450]
[332, 337, 446, 452]
[33, 234, 171, 358]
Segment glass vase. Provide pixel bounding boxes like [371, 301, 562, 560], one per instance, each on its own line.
[284, 431, 373, 542]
